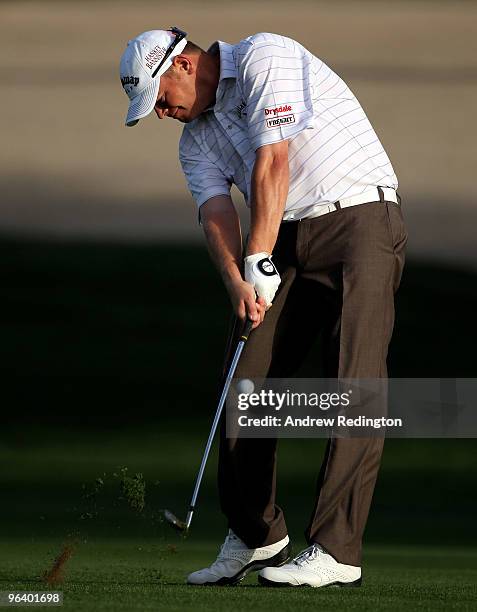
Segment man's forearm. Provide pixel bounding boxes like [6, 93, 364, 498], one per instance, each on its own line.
[201, 195, 243, 289]
[201, 195, 266, 324]
[247, 143, 290, 256]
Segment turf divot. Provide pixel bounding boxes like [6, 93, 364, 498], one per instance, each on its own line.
[40, 466, 178, 586]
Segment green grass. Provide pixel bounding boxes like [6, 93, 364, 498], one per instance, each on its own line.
[1, 539, 476, 611]
[1, 427, 476, 610]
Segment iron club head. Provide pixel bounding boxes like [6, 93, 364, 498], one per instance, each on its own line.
[162, 509, 188, 533]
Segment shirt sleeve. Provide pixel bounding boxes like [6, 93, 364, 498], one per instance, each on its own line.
[179, 128, 231, 209]
[238, 39, 315, 151]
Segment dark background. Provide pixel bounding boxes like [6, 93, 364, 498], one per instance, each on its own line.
[1, 238, 477, 425]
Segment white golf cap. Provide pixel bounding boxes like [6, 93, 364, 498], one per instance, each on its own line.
[119, 28, 188, 127]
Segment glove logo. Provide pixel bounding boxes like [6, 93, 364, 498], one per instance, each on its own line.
[257, 258, 278, 277]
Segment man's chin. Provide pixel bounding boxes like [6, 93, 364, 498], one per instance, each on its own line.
[182, 108, 207, 123]
[181, 114, 196, 123]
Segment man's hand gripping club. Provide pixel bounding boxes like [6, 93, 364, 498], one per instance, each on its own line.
[201, 140, 289, 329]
[244, 252, 281, 310]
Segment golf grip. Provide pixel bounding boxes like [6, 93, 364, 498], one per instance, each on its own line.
[185, 317, 254, 529]
[240, 317, 254, 342]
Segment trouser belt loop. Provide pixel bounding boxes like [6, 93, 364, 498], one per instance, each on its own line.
[377, 186, 385, 203]
[334, 200, 342, 210]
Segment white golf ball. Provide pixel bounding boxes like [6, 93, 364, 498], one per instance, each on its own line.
[236, 378, 255, 395]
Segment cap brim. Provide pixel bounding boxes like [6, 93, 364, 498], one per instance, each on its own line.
[125, 76, 161, 127]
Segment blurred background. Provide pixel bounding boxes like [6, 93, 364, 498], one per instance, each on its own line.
[1, 0, 476, 593]
[2, 0, 477, 259]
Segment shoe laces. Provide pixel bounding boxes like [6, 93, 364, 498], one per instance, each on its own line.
[216, 531, 240, 561]
[294, 544, 321, 566]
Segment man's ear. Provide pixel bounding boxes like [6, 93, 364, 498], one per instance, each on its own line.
[171, 55, 194, 75]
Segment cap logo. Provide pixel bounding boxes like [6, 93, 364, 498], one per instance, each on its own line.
[121, 76, 140, 87]
[121, 75, 140, 95]
[144, 44, 167, 70]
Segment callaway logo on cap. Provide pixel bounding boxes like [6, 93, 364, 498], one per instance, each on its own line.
[119, 27, 187, 127]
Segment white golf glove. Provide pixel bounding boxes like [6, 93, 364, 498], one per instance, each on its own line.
[244, 252, 281, 309]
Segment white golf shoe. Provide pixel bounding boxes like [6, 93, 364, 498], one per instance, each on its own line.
[187, 530, 291, 586]
[258, 543, 362, 588]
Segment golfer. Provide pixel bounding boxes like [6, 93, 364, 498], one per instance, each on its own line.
[119, 27, 407, 587]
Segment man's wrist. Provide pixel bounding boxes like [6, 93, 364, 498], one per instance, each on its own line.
[246, 243, 272, 257]
[244, 251, 271, 263]
[220, 261, 243, 286]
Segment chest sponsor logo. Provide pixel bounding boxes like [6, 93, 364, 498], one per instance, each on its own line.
[264, 104, 293, 116]
[235, 100, 247, 119]
[266, 114, 295, 128]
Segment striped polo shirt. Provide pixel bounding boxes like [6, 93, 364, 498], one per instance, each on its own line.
[179, 32, 398, 221]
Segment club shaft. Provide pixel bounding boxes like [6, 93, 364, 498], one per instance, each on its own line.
[185, 337, 247, 529]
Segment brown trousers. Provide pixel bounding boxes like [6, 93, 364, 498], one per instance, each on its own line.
[218, 199, 407, 566]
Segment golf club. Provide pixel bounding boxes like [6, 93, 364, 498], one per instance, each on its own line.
[163, 317, 254, 533]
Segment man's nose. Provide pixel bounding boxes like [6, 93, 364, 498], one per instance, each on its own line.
[154, 107, 167, 120]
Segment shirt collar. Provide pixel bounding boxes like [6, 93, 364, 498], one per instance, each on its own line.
[207, 40, 237, 82]
[199, 41, 236, 114]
